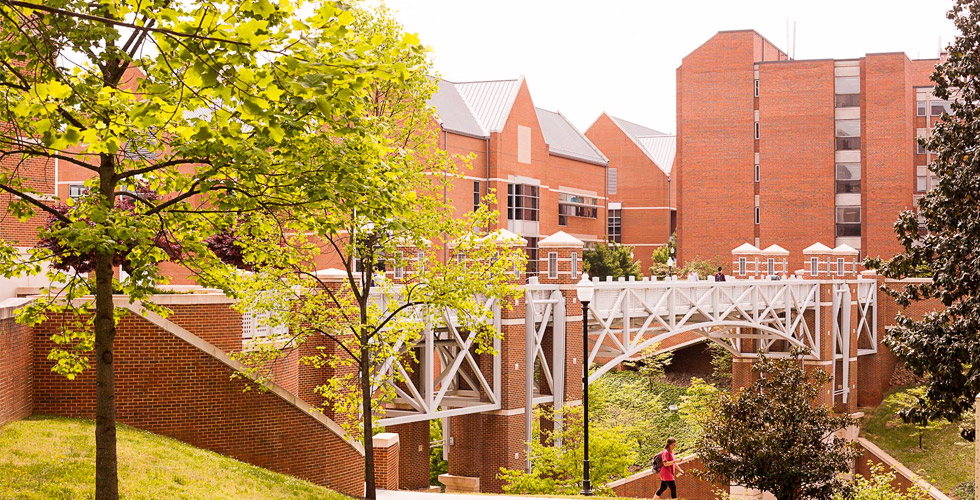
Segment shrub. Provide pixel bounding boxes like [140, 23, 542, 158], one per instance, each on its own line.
[833, 463, 931, 500]
[584, 242, 641, 280]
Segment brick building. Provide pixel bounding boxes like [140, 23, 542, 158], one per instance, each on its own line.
[431, 77, 609, 275]
[676, 30, 941, 270]
[585, 113, 676, 271]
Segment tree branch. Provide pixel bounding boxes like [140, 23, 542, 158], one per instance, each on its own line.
[0, 182, 69, 223]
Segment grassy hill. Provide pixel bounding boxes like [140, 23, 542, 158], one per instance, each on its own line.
[0, 416, 352, 500]
[861, 386, 975, 498]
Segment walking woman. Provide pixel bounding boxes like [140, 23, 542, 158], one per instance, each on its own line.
[653, 437, 683, 499]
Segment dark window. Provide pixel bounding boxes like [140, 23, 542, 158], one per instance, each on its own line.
[507, 183, 539, 222]
[754, 79, 759, 97]
[68, 184, 87, 200]
[755, 206, 760, 225]
[836, 137, 861, 150]
[931, 100, 952, 116]
[607, 209, 621, 243]
[835, 94, 860, 108]
[754, 122, 760, 139]
[754, 164, 760, 182]
[835, 163, 861, 194]
[558, 193, 598, 223]
[836, 206, 861, 237]
[916, 100, 927, 116]
[473, 181, 480, 211]
[525, 237, 538, 276]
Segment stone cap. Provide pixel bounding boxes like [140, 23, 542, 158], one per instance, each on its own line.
[761, 244, 789, 256]
[372, 433, 399, 448]
[538, 230, 584, 248]
[832, 244, 859, 256]
[731, 243, 761, 255]
[314, 268, 351, 282]
[802, 242, 833, 254]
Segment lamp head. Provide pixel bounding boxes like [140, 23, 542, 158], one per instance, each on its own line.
[576, 273, 595, 303]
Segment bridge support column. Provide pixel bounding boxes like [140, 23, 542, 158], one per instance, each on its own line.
[387, 421, 431, 491]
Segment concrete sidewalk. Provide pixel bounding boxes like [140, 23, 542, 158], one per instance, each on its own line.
[378, 490, 575, 500]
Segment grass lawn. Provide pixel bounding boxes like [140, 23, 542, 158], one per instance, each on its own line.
[861, 386, 975, 495]
[0, 415, 352, 500]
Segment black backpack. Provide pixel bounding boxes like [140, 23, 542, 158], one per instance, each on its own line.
[652, 451, 663, 473]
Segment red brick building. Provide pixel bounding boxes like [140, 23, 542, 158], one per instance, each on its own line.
[676, 30, 940, 270]
[585, 113, 675, 271]
[431, 77, 609, 275]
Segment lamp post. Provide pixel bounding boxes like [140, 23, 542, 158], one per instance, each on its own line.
[667, 257, 675, 279]
[576, 273, 595, 496]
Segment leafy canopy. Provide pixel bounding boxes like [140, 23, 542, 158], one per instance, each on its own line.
[583, 241, 641, 280]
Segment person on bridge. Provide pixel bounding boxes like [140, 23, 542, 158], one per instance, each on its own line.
[714, 267, 726, 282]
[653, 437, 683, 499]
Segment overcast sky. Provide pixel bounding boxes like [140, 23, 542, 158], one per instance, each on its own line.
[383, 0, 959, 134]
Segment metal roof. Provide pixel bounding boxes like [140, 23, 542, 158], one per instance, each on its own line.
[636, 135, 676, 176]
[608, 115, 673, 176]
[453, 78, 523, 133]
[428, 79, 487, 138]
[535, 108, 608, 166]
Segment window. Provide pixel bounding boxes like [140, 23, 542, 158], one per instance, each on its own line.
[548, 252, 558, 279]
[917, 166, 938, 193]
[558, 193, 598, 223]
[738, 257, 747, 276]
[836, 206, 861, 237]
[754, 121, 760, 139]
[754, 79, 759, 97]
[917, 141, 928, 155]
[607, 209, 621, 244]
[810, 257, 819, 276]
[507, 184, 539, 222]
[767, 258, 774, 276]
[931, 100, 952, 116]
[68, 184, 87, 200]
[916, 100, 927, 116]
[473, 181, 481, 211]
[755, 206, 760, 225]
[835, 94, 860, 108]
[835, 163, 861, 194]
[836, 137, 861, 150]
[607, 168, 617, 195]
[392, 251, 403, 279]
[837, 258, 846, 277]
[836, 119, 861, 151]
[754, 164, 760, 182]
[525, 237, 538, 275]
[570, 252, 578, 279]
[835, 76, 860, 94]
[417, 251, 425, 274]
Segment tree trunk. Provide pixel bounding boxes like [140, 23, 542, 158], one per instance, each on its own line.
[94, 240, 118, 500]
[361, 344, 376, 499]
[94, 152, 119, 500]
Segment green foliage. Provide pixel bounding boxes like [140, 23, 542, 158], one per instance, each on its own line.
[680, 256, 726, 280]
[0, 416, 351, 500]
[429, 420, 448, 487]
[678, 377, 721, 440]
[953, 481, 975, 500]
[498, 405, 635, 495]
[708, 343, 733, 386]
[590, 371, 696, 468]
[648, 233, 676, 278]
[863, 0, 980, 424]
[832, 463, 931, 500]
[883, 386, 946, 449]
[694, 350, 860, 500]
[622, 346, 673, 388]
[584, 242, 641, 280]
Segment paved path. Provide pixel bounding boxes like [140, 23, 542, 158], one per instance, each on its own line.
[378, 490, 573, 500]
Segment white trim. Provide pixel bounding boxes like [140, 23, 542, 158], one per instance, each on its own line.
[620, 206, 674, 210]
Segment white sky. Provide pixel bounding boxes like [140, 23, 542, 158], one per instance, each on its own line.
[383, 0, 958, 134]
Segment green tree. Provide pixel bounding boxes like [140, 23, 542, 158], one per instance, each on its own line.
[883, 387, 945, 449]
[832, 463, 931, 500]
[429, 419, 448, 486]
[623, 345, 673, 388]
[678, 377, 720, 439]
[649, 232, 675, 277]
[0, 1, 415, 498]
[708, 342, 734, 386]
[864, 0, 980, 425]
[220, 8, 525, 499]
[693, 350, 860, 500]
[498, 405, 636, 495]
[584, 241, 641, 280]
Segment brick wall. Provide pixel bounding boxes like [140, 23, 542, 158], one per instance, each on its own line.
[0, 315, 33, 426]
[388, 421, 431, 490]
[608, 456, 729, 499]
[30, 306, 365, 497]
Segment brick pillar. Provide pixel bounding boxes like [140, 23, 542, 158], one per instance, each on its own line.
[373, 433, 400, 490]
[388, 421, 431, 490]
[857, 273, 892, 407]
[537, 231, 585, 405]
[808, 281, 836, 408]
[447, 229, 528, 493]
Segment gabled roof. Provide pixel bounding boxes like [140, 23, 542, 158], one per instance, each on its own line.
[637, 135, 676, 176]
[732, 243, 761, 254]
[539, 231, 584, 248]
[802, 242, 833, 254]
[832, 244, 859, 256]
[535, 108, 608, 166]
[453, 78, 523, 134]
[429, 79, 487, 138]
[761, 244, 790, 256]
[607, 115, 674, 176]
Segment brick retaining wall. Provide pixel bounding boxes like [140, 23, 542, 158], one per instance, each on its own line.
[0, 312, 33, 426]
[608, 456, 729, 499]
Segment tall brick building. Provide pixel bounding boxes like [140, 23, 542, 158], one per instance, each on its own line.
[676, 30, 941, 270]
[586, 113, 675, 271]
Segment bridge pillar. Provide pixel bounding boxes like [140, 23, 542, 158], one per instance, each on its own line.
[447, 231, 528, 493]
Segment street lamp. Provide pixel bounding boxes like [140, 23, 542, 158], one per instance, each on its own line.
[667, 257, 675, 279]
[575, 273, 595, 496]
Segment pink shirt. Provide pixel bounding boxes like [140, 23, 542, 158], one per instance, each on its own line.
[659, 449, 676, 481]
